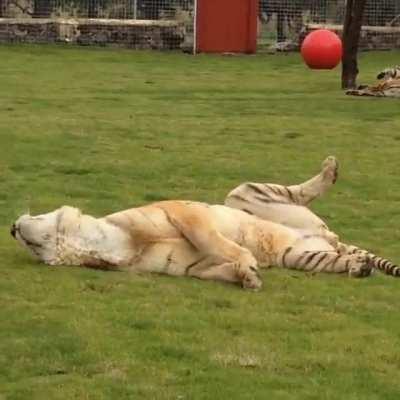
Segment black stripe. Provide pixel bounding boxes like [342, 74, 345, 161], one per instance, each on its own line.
[242, 209, 254, 215]
[254, 194, 274, 204]
[293, 252, 308, 268]
[265, 184, 283, 197]
[388, 266, 400, 276]
[247, 183, 269, 197]
[378, 258, 386, 269]
[227, 193, 250, 203]
[370, 255, 379, 267]
[162, 250, 174, 272]
[285, 187, 296, 203]
[185, 256, 207, 275]
[265, 184, 289, 204]
[329, 255, 341, 270]
[281, 247, 293, 268]
[254, 195, 288, 206]
[302, 252, 320, 267]
[312, 253, 329, 271]
[386, 264, 396, 274]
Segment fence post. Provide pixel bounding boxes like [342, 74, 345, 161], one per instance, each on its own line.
[133, 0, 137, 19]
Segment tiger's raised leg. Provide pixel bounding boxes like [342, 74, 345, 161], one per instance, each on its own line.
[225, 157, 339, 238]
[276, 246, 372, 278]
[225, 156, 338, 208]
[286, 156, 339, 206]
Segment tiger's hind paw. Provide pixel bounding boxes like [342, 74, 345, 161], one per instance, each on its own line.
[348, 255, 373, 278]
[321, 156, 339, 184]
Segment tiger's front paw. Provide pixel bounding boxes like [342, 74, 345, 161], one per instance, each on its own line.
[321, 156, 339, 184]
[241, 266, 263, 291]
[236, 252, 262, 290]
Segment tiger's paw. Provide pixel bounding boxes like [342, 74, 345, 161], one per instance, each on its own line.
[348, 255, 373, 278]
[242, 266, 263, 291]
[321, 156, 339, 184]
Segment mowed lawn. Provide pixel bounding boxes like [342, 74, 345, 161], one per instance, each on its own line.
[0, 44, 400, 399]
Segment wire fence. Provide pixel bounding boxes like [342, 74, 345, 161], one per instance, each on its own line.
[0, 0, 399, 52]
[0, 0, 195, 50]
[258, 0, 400, 51]
[0, 0, 193, 19]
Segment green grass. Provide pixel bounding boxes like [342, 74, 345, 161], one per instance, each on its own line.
[1, 44, 400, 399]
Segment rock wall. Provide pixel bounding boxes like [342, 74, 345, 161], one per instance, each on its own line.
[0, 18, 186, 50]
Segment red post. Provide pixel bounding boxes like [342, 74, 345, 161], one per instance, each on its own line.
[196, 0, 258, 54]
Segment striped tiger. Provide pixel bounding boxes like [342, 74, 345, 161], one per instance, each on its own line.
[376, 65, 400, 80]
[346, 66, 400, 98]
[225, 156, 399, 278]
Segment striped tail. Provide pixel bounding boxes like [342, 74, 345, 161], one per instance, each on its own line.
[369, 254, 400, 277]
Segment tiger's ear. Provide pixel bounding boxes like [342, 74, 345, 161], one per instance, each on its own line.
[58, 206, 82, 235]
[376, 71, 385, 80]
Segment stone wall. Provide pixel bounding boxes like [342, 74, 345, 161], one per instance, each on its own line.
[0, 18, 186, 50]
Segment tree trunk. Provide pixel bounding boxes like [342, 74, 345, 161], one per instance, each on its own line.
[33, 0, 52, 17]
[341, 0, 367, 89]
[0, 0, 4, 17]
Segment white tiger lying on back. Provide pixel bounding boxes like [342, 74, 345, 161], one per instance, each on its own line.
[12, 157, 383, 290]
[225, 156, 400, 277]
[12, 157, 398, 289]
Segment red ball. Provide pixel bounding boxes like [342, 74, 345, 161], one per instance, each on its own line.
[301, 29, 342, 70]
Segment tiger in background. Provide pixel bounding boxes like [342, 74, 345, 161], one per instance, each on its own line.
[225, 156, 400, 277]
[376, 65, 400, 80]
[346, 66, 400, 98]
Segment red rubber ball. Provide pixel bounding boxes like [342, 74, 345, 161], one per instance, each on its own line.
[301, 29, 342, 69]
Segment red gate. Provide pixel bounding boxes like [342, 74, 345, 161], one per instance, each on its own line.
[195, 0, 258, 54]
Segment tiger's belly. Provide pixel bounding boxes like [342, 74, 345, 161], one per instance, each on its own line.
[238, 202, 327, 232]
[291, 234, 335, 253]
[128, 238, 202, 276]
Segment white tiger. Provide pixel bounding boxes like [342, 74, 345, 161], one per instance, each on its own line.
[225, 156, 400, 277]
[12, 157, 377, 290]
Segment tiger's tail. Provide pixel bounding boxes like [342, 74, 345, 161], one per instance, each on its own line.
[368, 254, 400, 277]
[339, 243, 400, 277]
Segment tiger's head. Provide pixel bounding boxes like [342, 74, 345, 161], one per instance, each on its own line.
[11, 206, 81, 265]
[376, 66, 400, 80]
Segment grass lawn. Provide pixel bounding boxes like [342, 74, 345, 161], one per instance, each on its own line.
[1, 44, 400, 399]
